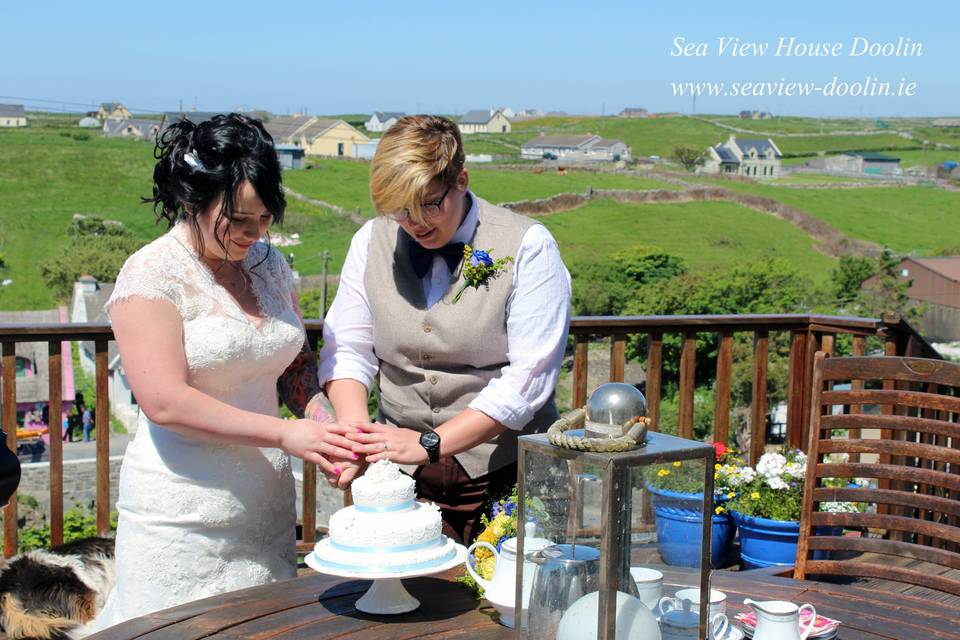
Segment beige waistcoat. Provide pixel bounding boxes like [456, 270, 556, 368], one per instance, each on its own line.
[364, 197, 559, 479]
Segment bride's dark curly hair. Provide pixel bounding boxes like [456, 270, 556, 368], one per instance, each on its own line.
[145, 113, 286, 259]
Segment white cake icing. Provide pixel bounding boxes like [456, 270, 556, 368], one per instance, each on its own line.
[349, 459, 417, 508]
[313, 460, 456, 573]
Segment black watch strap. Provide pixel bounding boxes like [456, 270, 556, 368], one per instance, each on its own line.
[419, 430, 441, 464]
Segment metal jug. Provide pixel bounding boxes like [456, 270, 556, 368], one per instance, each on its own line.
[526, 544, 602, 639]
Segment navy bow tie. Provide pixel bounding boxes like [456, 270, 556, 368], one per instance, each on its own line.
[409, 241, 465, 279]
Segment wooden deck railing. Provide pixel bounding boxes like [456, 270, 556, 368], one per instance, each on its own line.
[0, 314, 937, 557]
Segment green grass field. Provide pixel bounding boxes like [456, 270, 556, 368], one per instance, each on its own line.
[540, 198, 837, 284]
[683, 178, 960, 254]
[0, 128, 359, 309]
[282, 160, 678, 216]
[2, 113, 954, 312]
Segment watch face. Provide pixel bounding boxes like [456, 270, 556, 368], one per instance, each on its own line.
[421, 431, 440, 448]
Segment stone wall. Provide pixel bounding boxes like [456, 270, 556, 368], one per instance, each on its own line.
[16, 457, 122, 522]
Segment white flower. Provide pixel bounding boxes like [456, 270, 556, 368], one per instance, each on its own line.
[757, 453, 787, 479]
[766, 476, 789, 491]
[784, 462, 806, 479]
[793, 451, 808, 466]
[821, 501, 858, 513]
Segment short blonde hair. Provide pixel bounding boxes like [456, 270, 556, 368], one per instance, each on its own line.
[370, 115, 464, 224]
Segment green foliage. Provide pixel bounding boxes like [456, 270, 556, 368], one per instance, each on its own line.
[17, 504, 118, 553]
[672, 145, 708, 171]
[624, 258, 812, 395]
[828, 248, 924, 323]
[654, 388, 717, 441]
[40, 231, 143, 301]
[570, 246, 687, 316]
[831, 255, 876, 303]
[0, 250, 6, 269]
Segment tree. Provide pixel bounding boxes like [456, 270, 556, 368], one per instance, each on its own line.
[624, 257, 813, 398]
[831, 255, 875, 304]
[39, 217, 143, 301]
[672, 145, 708, 172]
[570, 247, 686, 316]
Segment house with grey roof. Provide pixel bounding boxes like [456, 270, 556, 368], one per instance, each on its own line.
[521, 134, 632, 162]
[365, 112, 405, 132]
[70, 277, 139, 432]
[0, 309, 77, 424]
[619, 107, 648, 118]
[458, 109, 511, 134]
[0, 103, 27, 127]
[103, 118, 160, 140]
[98, 103, 132, 121]
[702, 134, 782, 178]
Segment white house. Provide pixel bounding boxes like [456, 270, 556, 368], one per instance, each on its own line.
[365, 112, 404, 132]
[70, 276, 139, 432]
[458, 109, 511, 134]
[78, 116, 101, 128]
[0, 104, 27, 127]
[701, 134, 782, 178]
[521, 134, 632, 162]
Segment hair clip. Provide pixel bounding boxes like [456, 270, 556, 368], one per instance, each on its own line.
[183, 150, 206, 171]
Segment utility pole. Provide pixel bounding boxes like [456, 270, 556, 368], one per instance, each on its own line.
[320, 250, 331, 318]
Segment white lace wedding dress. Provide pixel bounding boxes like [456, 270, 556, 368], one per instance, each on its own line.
[87, 223, 305, 633]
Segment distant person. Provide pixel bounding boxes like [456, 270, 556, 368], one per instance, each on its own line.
[81, 407, 93, 442]
[87, 113, 347, 633]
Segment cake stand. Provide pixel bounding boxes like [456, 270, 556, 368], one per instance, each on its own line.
[305, 542, 467, 615]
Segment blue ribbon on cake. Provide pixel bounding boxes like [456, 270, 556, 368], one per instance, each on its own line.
[353, 500, 416, 513]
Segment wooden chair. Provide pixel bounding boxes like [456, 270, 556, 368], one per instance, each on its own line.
[795, 352, 960, 599]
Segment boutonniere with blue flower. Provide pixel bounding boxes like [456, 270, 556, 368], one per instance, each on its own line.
[452, 245, 514, 303]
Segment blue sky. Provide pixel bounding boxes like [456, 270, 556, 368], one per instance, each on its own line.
[1, 1, 955, 117]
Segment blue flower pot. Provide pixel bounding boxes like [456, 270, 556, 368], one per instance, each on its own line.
[648, 486, 734, 568]
[730, 511, 800, 570]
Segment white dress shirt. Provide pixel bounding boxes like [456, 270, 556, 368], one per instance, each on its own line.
[318, 191, 572, 431]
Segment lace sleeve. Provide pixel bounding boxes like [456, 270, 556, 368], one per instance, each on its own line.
[106, 241, 185, 313]
[272, 247, 297, 304]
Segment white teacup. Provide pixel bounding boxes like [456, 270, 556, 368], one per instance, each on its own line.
[629, 567, 663, 611]
[659, 588, 727, 619]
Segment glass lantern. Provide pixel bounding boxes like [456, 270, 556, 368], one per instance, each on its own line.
[515, 407, 715, 640]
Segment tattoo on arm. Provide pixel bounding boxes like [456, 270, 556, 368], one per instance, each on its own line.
[277, 339, 322, 418]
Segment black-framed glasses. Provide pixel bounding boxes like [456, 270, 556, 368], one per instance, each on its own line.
[388, 185, 451, 223]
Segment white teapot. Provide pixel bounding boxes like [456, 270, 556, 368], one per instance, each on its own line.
[744, 599, 817, 640]
[465, 521, 551, 628]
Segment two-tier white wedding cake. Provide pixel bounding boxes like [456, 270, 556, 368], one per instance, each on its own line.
[312, 460, 457, 573]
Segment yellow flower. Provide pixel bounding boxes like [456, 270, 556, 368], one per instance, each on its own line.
[672, 461, 682, 467]
[715, 463, 721, 470]
[715, 506, 725, 514]
[751, 492, 761, 500]
[478, 554, 497, 581]
[726, 492, 735, 499]
[657, 469, 670, 477]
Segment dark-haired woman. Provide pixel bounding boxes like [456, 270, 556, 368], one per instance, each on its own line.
[87, 114, 353, 632]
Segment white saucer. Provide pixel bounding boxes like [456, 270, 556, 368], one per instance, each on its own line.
[717, 626, 745, 640]
[743, 625, 838, 640]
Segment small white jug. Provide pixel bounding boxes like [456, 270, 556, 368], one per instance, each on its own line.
[744, 599, 817, 640]
[465, 521, 550, 627]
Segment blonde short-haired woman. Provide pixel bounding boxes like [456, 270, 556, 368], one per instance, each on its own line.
[320, 115, 571, 542]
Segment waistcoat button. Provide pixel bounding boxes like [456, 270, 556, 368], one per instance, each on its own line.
[429, 375, 438, 385]
[432, 406, 441, 414]
[423, 325, 432, 333]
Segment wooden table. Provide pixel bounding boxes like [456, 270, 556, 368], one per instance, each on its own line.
[87, 567, 960, 640]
